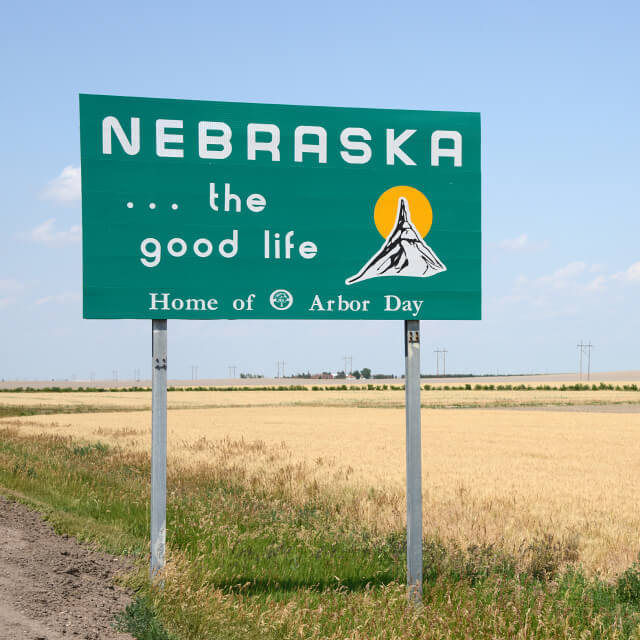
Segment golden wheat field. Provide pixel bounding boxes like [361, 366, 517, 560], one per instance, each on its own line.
[3, 388, 640, 578]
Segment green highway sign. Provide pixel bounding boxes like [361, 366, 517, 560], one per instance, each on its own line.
[80, 94, 481, 320]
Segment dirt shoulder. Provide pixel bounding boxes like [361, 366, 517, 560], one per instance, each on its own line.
[0, 495, 134, 640]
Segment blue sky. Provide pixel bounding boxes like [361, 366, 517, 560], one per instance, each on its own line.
[1, 0, 639, 380]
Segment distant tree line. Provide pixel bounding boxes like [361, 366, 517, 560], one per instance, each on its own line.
[288, 367, 397, 380]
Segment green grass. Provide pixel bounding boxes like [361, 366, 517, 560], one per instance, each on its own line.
[115, 597, 177, 640]
[1, 427, 640, 639]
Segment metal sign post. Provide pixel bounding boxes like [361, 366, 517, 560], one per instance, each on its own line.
[404, 320, 423, 602]
[150, 319, 167, 579]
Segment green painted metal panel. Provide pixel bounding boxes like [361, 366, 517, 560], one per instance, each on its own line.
[80, 94, 481, 320]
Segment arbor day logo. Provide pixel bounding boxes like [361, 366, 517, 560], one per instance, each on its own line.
[269, 289, 294, 310]
[346, 186, 446, 285]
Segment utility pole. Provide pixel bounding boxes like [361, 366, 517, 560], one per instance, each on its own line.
[577, 341, 594, 381]
[191, 365, 199, 381]
[228, 365, 236, 378]
[577, 342, 584, 381]
[342, 355, 353, 376]
[433, 348, 448, 376]
[112, 369, 118, 383]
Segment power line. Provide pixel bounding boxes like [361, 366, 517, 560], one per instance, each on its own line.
[342, 355, 353, 375]
[577, 341, 594, 381]
[433, 348, 448, 376]
[276, 360, 286, 378]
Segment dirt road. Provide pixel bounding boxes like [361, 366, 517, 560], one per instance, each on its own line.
[0, 496, 134, 640]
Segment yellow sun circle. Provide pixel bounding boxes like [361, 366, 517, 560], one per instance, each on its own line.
[374, 186, 433, 238]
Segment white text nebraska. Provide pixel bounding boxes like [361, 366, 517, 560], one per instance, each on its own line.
[103, 118, 463, 167]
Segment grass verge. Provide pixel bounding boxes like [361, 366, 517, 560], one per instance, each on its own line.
[1, 426, 639, 639]
[115, 597, 177, 640]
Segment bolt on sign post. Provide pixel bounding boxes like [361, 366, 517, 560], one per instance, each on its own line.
[79, 94, 481, 597]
